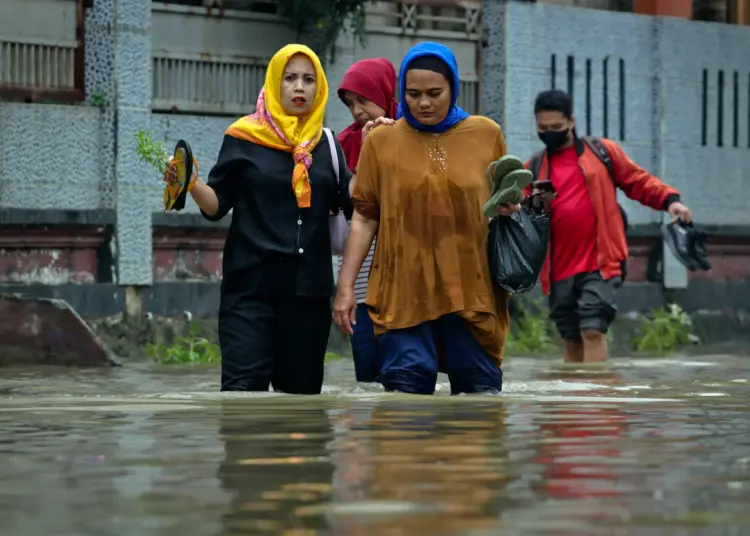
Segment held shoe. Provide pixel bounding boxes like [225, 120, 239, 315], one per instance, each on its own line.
[689, 226, 712, 271]
[483, 169, 534, 217]
[661, 220, 698, 271]
[486, 154, 525, 191]
[483, 157, 533, 217]
[164, 139, 197, 212]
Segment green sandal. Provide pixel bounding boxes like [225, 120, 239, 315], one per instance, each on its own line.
[483, 156, 533, 217]
[486, 154, 525, 191]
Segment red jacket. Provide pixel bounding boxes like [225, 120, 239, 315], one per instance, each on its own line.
[524, 138, 680, 295]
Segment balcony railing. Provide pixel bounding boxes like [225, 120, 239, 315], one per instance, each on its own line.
[152, 53, 268, 115]
[0, 0, 85, 103]
[151, 0, 482, 115]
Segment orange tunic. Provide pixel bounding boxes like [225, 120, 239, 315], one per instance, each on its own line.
[352, 116, 510, 366]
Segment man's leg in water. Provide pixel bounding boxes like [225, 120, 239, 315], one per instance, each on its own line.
[438, 314, 502, 394]
[563, 340, 584, 363]
[377, 322, 439, 395]
[577, 272, 621, 363]
[549, 276, 584, 363]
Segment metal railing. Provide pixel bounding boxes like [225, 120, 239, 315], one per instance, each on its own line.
[153, 54, 268, 115]
[150, 0, 481, 115]
[0, 0, 85, 103]
[366, 1, 481, 38]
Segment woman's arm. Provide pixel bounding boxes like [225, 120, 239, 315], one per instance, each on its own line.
[197, 135, 245, 222]
[338, 211, 378, 290]
[190, 179, 220, 217]
[333, 132, 382, 334]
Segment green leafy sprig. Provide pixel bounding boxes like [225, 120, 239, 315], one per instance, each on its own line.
[134, 130, 170, 173]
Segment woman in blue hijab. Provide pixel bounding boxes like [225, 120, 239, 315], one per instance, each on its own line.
[334, 42, 517, 395]
[396, 41, 470, 133]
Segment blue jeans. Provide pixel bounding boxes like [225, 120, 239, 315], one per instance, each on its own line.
[376, 314, 503, 395]
[351, 304, 381, 383]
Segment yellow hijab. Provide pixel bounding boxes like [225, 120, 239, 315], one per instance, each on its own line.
[226, 44, 329, 208]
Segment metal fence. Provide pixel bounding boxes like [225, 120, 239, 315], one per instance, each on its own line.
[0, 0, 84, 102]
[151, 0, 482, 115]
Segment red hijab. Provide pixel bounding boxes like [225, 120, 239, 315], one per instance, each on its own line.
[337, 58, 398, 172]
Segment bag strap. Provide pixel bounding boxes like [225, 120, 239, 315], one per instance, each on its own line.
[322, 127, 340, 185]
[582, 136, 615, 187]
[529, 150, 545, 181]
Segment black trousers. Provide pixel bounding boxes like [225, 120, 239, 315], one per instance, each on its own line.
[218, 258, 332, 394]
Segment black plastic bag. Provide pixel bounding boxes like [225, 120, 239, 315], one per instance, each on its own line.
[488, 206, 550, 294]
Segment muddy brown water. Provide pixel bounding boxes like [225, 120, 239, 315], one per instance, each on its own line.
[1, 355, 749, 536]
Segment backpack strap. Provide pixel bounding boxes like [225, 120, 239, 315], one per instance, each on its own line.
[322, 127, 340, 185]
[583, 136, 629, 230]
[529, 149, 545, 181]
[582, 136, 615, 186]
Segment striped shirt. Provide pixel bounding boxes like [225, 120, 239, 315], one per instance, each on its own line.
[338, 236, 377, 304]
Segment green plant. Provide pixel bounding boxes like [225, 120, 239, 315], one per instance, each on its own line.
[89, 91, 107, 109]
[278, 0, 371, 60]
[146, 324, 221, 365]
[504, 297, 558, 356]
[134, 129, 169, 173]
[632, 303, 698, 353]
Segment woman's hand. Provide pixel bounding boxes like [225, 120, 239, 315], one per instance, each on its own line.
[163, 155, 198, 189]
[362, 117, 396, 141]
[333, 286, 357, 335]
[495, 203, 521, 217]
[163, 156, 178, 184]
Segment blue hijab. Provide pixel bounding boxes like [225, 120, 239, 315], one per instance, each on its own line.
[396, 42, 470, 134]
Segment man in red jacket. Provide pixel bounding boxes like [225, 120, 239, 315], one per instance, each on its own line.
[525, 90, 693, 363]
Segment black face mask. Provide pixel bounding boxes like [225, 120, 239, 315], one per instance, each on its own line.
[538, 129, 571, 151]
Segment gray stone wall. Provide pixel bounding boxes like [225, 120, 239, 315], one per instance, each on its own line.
[0, 104, 103, 209]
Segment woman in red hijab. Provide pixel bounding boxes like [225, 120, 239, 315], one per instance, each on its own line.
[336, 58, 397, 383]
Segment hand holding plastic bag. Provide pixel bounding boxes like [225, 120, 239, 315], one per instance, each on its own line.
[487, 205, 550, 294]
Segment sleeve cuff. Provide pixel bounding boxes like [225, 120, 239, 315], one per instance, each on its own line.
[200, 186, 228, 222]
[663, 194, 681, 211]
[353, 198, 380, 221]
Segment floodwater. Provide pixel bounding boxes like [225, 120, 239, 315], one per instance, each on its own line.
[1, 356, 749, 536]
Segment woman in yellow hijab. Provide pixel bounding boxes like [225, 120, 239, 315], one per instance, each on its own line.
[173, 44, 352, 394]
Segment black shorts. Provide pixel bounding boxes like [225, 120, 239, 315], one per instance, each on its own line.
[549, 271, 621, 340]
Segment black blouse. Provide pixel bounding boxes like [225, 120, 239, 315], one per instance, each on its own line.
[202, 132, 353, 297]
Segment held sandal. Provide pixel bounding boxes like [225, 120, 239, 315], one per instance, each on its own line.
[483, 155, 533, 217]
[163, 139, 197, 212]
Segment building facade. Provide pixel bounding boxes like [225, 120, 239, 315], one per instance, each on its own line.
[0, 0, 748, 319]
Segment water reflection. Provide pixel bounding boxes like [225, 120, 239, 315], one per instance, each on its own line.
[534, 403, 629, 500]
[216, 399, 509, 535]
[325, 401, 508, 535]
[2, 355, 750, 535]
[218, 401, 335, 534]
